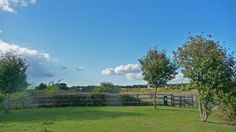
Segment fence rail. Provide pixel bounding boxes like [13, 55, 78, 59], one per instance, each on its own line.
[5, 93, 196, 109]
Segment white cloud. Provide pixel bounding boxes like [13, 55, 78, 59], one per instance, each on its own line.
[102, 64, 190, 83]
[101, 68, 114, 75]
[101, 64, 141, 75]
[0, 0, 36, 13]
[76, 66, 85, 71]
[0, 40, 53, 78]
[126, 73, 143, 81]
[114, 64, 141, 74]
[168, 72, 190, 84]
[0, 40, 50, 60]
[102, 64, 143, 81]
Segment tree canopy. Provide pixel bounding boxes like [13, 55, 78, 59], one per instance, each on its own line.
[139, 48, 177, 108]
[174, 35, 236, 122]
[0, 52, 28, 95]
[0, 52, 28, 112]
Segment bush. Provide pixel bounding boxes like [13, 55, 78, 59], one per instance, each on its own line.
[46, 85, 60, 96]
[120, 95, 141, 105]
[0, 93, 5, 103]
[220, 103, 236, 124]
[92, 82, 120, 94]
[91, 94, 106, 106]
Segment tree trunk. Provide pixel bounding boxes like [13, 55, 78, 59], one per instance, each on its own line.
[198, 98, 203, 119]
[153, 87, 157, 109]
[199, 100, 208, 122]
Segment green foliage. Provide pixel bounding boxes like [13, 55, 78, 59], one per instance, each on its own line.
[92, 86, 107, 94]
[220, 103, 236, 124]
[0, 52, 28, 112]
[219, 81, 236, 124]
[0, 93, 5, 103]
[120, 95, 141, 105]
[35, 83, 48, 90]
[174, 35, 236, 122]
[139, 47, 177, 108]
[93, 82, 120, 94]
[0, 52, 28, 95]
[139, 48, 177, 87]
[46, 85, 60, 96]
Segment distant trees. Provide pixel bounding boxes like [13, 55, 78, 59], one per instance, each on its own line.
[57, 83, 68, 90]
[174, 35, 236, 122]
[0, 52, 28, 112]
[35, 82, 68, 91]
[93, 82, 120, 94]
[35, 83, 47, 90]
[139, 48, 177, 109]
[34, 81, 68, 96]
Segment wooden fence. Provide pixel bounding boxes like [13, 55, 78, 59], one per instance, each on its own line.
[5, 93, 196, 109]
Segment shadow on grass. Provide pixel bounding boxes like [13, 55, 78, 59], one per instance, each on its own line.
[0, 107, 142, 123]
[157, 107, 197, 113]
[207, 121, 236, 126]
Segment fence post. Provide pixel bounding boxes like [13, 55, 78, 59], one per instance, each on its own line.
[183, 96, 186, 107]
[180, 96, 182, 107]
[191, 95, 194, 107]
[86, 95, 89, 106]
[170, 94, 173, 106]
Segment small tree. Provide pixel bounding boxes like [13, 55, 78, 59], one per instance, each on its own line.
[174, 35, 236, 122]
[139, 48, 177, 109]
[0, 52, 28, 112]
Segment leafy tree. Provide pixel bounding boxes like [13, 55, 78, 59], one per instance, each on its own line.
[139, 48, 177, 109]
[0, 52, 28, 112]
[35, 83, 48, 90]
[174, 35, 236, 122]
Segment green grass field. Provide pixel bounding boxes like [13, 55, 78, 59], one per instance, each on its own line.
[0, 106, 235, 132]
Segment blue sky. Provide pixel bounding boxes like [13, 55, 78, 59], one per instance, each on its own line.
[0, 0, 235, 86]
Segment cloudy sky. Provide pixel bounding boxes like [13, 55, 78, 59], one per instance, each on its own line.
[0, 0, 235, 86]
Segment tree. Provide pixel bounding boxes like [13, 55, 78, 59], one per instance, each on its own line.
[0, 52, 28, 112]
[139, 48, 177, 109]
[93, 82, 120, 94]
[174, 35, 236, 122]
[35, 83, 48, 90]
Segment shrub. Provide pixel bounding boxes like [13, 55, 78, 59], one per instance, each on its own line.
[0, 93, 5, 104]
[220, 103, 236, 124]
[92, 82, 120, 94]
[120, 95, 141, 105]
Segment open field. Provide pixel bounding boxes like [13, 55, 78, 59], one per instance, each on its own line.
[121, 88, 197, 96]
[0, 106, 235, 132]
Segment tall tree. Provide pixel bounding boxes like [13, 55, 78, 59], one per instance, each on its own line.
[174, 35, 236, 122]
[0, 52, 28, 112]
[139, 48, 177, 109]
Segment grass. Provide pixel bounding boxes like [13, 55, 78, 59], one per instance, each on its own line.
[0, 106, 235, 132]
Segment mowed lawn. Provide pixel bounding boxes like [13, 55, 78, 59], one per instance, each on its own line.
[0, 106, 235, 132]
